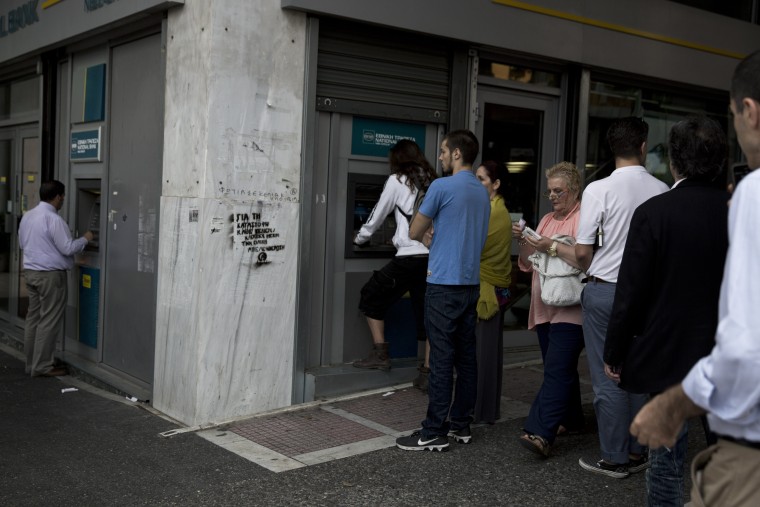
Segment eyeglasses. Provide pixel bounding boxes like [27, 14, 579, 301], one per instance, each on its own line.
[542, 189, 566, 199]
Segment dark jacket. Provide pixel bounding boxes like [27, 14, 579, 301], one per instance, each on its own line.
[604, 179, 729, 394]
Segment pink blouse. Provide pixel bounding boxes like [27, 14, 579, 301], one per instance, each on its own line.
[517, 203, 583, 329]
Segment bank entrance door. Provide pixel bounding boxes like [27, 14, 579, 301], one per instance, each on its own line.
[0, 125, 40, 324]
[473, 86, 562, 340]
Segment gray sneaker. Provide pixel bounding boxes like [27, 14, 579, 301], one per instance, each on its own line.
[578, 457, 629, 479]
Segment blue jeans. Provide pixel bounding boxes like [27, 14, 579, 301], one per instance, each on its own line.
[421, 284, 479, 439]
[647, 424, 688, 506]
[581, 281, 648, 464]
[524, 322, 585, 444]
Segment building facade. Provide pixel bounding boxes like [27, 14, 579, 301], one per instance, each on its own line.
[0, 0, 757, 426]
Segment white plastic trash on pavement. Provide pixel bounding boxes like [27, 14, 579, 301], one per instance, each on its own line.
[61, 387, 78, 393]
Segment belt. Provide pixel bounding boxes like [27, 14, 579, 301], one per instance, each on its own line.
[719, 435, 760, 450]
[582, 276, 611, 284]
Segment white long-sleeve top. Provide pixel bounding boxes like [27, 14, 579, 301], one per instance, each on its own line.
[354, 174, 429, 257]
[682, 168, 760, 441]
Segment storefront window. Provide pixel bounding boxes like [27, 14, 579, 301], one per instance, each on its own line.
[479, 59, 561, 88]
[0, 76, 40, 121]
[669, 0, 756, 23]
[585, 80, 735, 186]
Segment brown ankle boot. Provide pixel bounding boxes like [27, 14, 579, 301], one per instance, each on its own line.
[353, 343, 391, 371]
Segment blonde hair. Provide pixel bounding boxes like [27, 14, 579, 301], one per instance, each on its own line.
[545, 161, 581, 198]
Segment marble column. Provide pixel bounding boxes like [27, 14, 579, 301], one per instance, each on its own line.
[153, 0, 306, 426]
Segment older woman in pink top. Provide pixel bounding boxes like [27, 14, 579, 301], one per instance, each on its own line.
[513, 161, 585, 458]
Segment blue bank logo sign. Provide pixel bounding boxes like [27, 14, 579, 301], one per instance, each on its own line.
[351, 117, 426, 157]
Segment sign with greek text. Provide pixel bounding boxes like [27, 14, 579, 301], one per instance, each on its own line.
[351, 117, 426, 157]
[70, 127, 101, 162]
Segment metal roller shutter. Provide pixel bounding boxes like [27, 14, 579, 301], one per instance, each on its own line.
[317, 19, 450, 123]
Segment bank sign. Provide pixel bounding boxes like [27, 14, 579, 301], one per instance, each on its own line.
[0, 0, 184, 64]
[351, 117, 426, 158]
[70, 127, 101, 162]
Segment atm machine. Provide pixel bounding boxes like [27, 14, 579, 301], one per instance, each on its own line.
[73, 179, 101, 349]
[344, 173, 418, 359]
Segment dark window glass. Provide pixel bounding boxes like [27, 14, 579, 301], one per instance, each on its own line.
[669, 0, 755, 22]
[0, 76, 40, 121]
[586, 80, 736, 187]
[479, 59, 561, 88]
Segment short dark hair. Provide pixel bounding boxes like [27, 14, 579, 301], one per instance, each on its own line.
[606, 117, 649, 159]
[444, 129, 479, 165]
[668, 116, 727, 181]
[731, 50, 760, 112]
[40, 180, 65, 202]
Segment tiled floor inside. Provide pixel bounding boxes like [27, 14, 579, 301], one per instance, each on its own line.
[199, 354, 594, 472]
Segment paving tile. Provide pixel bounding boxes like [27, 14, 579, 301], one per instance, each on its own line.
[221, 350, 596, 469]
[331, 388, 428, 432]
[229, 407, 384, 457]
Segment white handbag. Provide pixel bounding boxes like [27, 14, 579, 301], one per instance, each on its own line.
[528, 234, 585, 307]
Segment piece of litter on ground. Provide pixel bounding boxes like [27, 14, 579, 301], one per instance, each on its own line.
[382, 391, 395, 397]
[126, 396, 138, 402]
[61, 387, 78, 393]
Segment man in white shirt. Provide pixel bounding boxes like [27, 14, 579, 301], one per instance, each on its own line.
[20, 180, 93, 377]
[631, 49, 760, 506]
[575, 118, 669, 478]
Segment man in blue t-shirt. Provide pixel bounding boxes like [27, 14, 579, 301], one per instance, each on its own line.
[396, 129, 490, 452]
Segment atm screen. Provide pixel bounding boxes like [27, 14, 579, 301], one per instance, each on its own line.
[76, 180, 101, 253]
[86, 199, 100, 250]
[345, 173, 396, 258]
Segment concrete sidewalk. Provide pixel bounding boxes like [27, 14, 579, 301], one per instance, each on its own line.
[1, 345, 705, 506]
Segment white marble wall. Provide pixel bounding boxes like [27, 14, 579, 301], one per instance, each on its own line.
[154, 0, 306, 426]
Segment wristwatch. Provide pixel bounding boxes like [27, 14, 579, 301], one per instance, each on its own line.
[547, 241, 559, 257]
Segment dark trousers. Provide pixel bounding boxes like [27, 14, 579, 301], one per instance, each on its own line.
[421, 284, 479, 438]
[524, 322, 585, 443]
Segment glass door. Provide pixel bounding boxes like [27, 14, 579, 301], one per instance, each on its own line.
[474, 87, 562, 338]
[0, 126, 40, 323]
[16, 128, 40, 320]
[0, 131, 13, 315]
[475, 87, 561, 227]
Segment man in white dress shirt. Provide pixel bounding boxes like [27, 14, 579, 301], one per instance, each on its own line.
[630, 49, 760, 506]
[20, 180, 93, 377]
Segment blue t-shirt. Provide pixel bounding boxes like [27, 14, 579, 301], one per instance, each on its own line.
[419, 170, 490, 285]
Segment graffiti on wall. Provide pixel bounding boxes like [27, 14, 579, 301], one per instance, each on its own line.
[232, 212, 285, 265]
[218, 183, 299, 203]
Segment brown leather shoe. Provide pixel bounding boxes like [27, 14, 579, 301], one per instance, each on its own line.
[42, 367, 68, 377]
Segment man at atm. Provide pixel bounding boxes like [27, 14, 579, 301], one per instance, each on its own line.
[19, 180, 93, 377]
